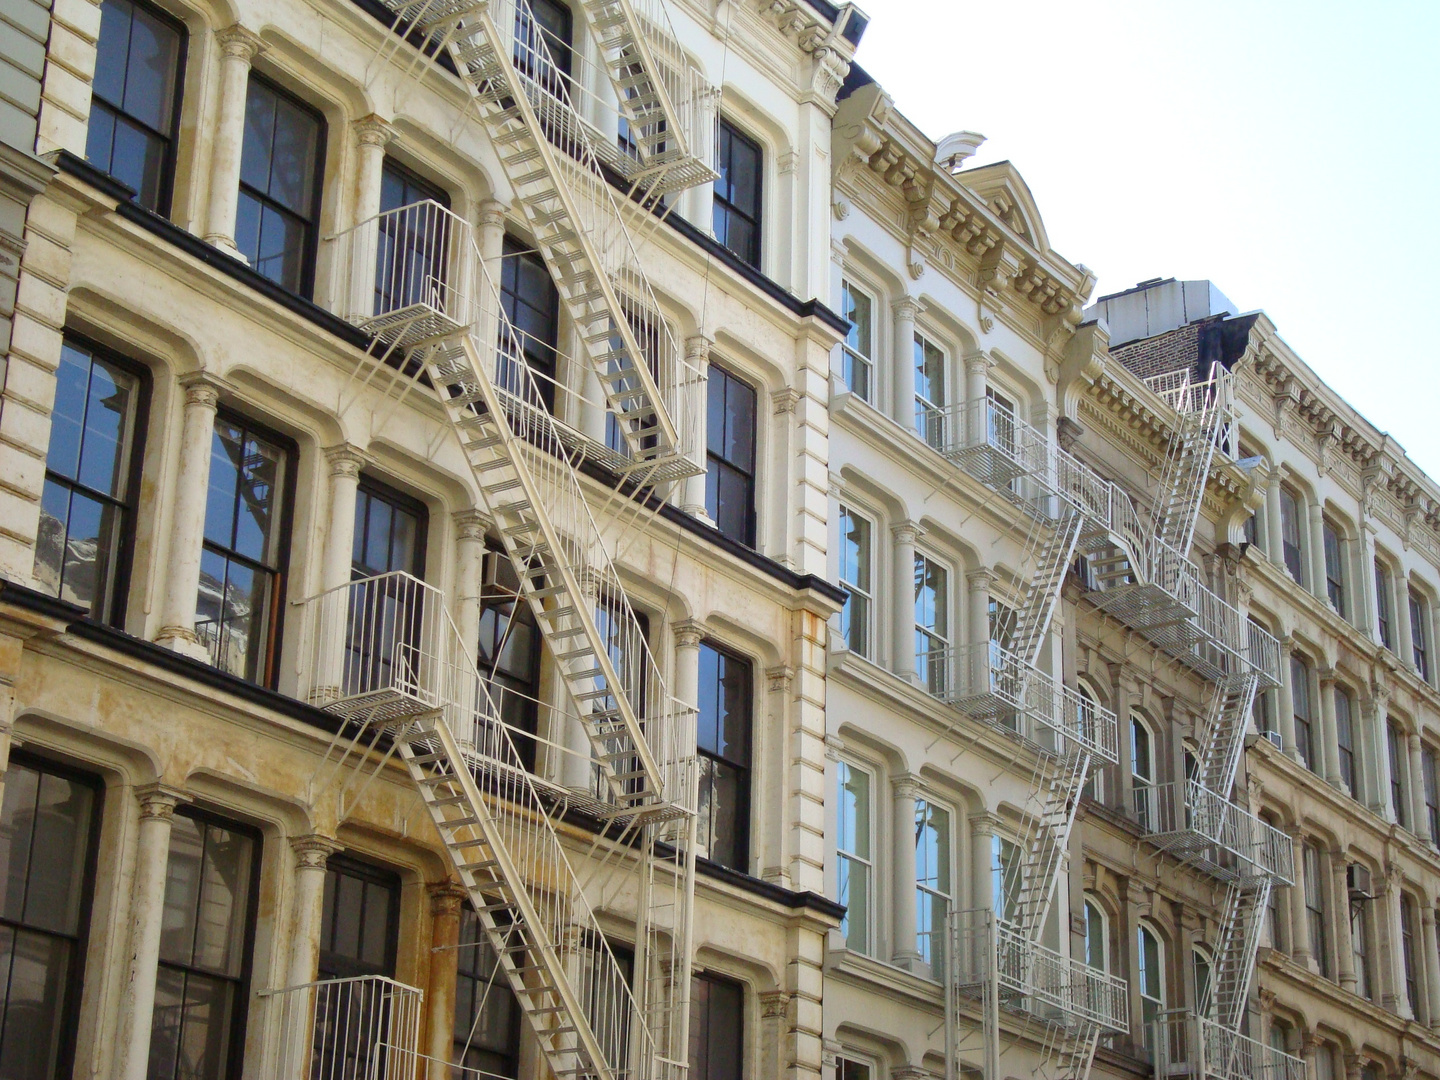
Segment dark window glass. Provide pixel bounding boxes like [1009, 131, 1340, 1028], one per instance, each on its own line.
[35, 338, 145, 623]
[1302, 843, 1327, 978]
[236, 76, 325, 296]
[319, 857, 399, 980]
[148, 813, 259, 1080]
[352, 479, 427, 580]
[498, 236, 561, 413]
[713, 120, 762, 268]
[0, 756, 100, 1080]
[837, 1061, 870, 1080]
[375, 159, 450, 317]
[345, 480, 429, 696]
[478, 545, 541, 769]
[514, 0, 572, 102]
[1335, 689, 1355, 795]
[1376, 562, 1393, 649]
[86, 0, 184, 212]
[913, 334, 945, 448]
[1279, 487, 1303, 584]
[705, 364, 756, 546]
[1389, 722, 1408, 829]
[605, 314, 661, 459]
[1402, 895, 1418, 1012]
[1243, 511, 1258, 547]
[1290, 657, 1314, 772]
[1410, 591, 1430, 682]
[197, 415, 291, 684]
[453, 907, 519, 1076]
[689, 972, 743, 1080]
[1425, 748, 1440, 849]
[1323, 523, 1345, 614]
[696, 643, 752, 871]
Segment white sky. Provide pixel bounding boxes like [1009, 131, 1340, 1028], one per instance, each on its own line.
[848, 0, 1440, 476]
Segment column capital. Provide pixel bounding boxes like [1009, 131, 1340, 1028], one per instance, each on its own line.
[684, 333, 713, 366]
[291, 833, 343, 870]
[966, 566, 996, 592]
[323, 442, 371, 480]
[892, 773, 923, 800]
[179, 370, 226, 411]
[766, 665, 795, 696]
[963, 348, 995, 375]
[891, 296, 923, 320]
[453, 508, 491, 542]
[759, 990, 792, 1019]
[673, 619, 706, 650]
[1422, 904, 1438, 927]
[215, 23, 264, 62]
[969, 810, 1002, 837]
[1278, 633, 1296, 657]
[1317, 665, 1338, 687]
[136, 783, 189, 820]
[476, 197, 507, 230]
[891, 519, 925, 545]
[772, 387, 801, 415]
[427, 880, 470, 917]
[353, 114, 397, 149]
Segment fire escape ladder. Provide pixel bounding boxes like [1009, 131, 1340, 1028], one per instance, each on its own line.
[373, 0, 704, 479]
[1045, 1022, 1101, 1080]
[1148, 364, 1234, 557]
[1007, 746, 1092, 943]
[1194, 672, 1261, 799]
[1006, 503, 1085, 668]
[1206, 876, 1272, 1032]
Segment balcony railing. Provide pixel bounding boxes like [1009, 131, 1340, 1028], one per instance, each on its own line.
[262, 975, 423, 1080]
[1154, 1011, 1304, 1080]
[949, 908, 1129, 1034]
[1132, 781, 1295, 885]
[936, 643, 1119, 764]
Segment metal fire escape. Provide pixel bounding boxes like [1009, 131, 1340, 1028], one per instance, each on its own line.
[1084, 365, 1300, 1080]
[927, 397, 1130, 1080]
[264, 1, 720, 1077]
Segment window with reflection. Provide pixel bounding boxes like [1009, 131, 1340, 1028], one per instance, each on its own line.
[513, 0, 572, 102]
[1084, 898, 1108, 971]
[237, 76, 325, 296]
[1389, 721, 1409, 829]
[1279, 487, 1303, 584]
[705, 363, 757, 546]
[1137, 923, 1164, 1049]
[1323, 521, 1346, 615]
[1303, 843, 1328, 978]
[453, 907, 519, 1077]
[499, 236, 560, 413]
[713, 120, 762, 268]
[0, 755, 99, 1080]
[87, 0, 184, 212]
[1335, 688, 1357, 796]
[197, 415, 292, 685]
[1410, 589, 1430, 682]
[837, 506, 872, 657]
[478, 545, 541, 770]
[839, 280, 873, 400]
[991, 834, 1021, 923]
[35, 337, 145, 624]
[316, 857, 400, 1080]
[1291, 656, 1315, 772]
[835, 761, 870, 953]
[1131, 715, 1155, 829]
[1376, 561, 1394, 650]
[914, 799, 950, 966]
[375, 159, 450, 317]
[913, 333, 945, 449]
[148, 813, 258, 1080]
[346, 480, 428, 699]
[914, 552, 948, 695]
[696, 643, 752, 872]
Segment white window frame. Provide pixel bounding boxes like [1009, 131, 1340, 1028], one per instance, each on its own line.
[1083, 895, 1110, 973]
[839, 278, 876, 402]
[991, 833, 1022, 923]
[837, 504, 873, 658]
[913, 330, 947, 449]
[914, 796, 951, 967]
[1078, 680, 1105, 803]
[914, 549, 950, 696]
[1137, 921, 1166, 1048]
[1192, 944, 1213, 1016]
[835, 758, 873, 955]
[1131, 712, 1156, 827]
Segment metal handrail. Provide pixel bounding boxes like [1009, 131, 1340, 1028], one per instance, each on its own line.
[1154, 1011, 1305, 1080]
[1132, 781, 1295, 884]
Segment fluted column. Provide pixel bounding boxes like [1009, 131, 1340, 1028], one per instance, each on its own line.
[892, 298, 919, 430]
[681, 335, 713, 518]
[427, 882, 469, 1073]
[453, 510, 489, 658]
[892, 775, 921, 970]
[1421, 905, 1440, 1031]
[1330, 849, 1356, 991]
[1265, 470, 1285, 569]
[1276, 637, 1300, 763]
[116, 785, 189, 1080]
[287, 835, 342, 989]
[891, 521, 922, 683]
[203, 26, 264, 257]
[1409, 733, 1431, 842]
[155, 375, 222, 659]
[1318, 668, 1342, 786]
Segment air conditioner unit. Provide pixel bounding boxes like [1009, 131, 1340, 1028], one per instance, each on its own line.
[1262, 730, 1284, 752]
[1348, 864, 1373, 899]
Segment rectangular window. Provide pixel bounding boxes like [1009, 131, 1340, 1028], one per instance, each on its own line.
[914, 552, 949, 695]
[713, 120, 762, 268]
[352, 480, 427, 580]
[1280, 487, 1303, 584]
[913, 333, 945, 449]
[35, 337, 146, 624]
[839, 280, 873, 401]
[835, 761, 870, 954]
[149, 812, 259, 1080]
[319, 856, 399, 980]
[453, 908, 520, 1077]
[1323, 522, 1345, 615]
[705, 364, 757, 547]
[87, 0, 184, 212]
[513, 0, 573, 101]
[1290, 657, 1315, 772]
[914, 799, 950, 967]
[837, 506, 872, 657]
[499, 236, 561, 413]
[374, 159, 450, 317]
[478, 546, 542, 769]
[197, 415, 293, 685]
[696, 643, 752, 872]
[1410, 590, 1430, 682]
[1376, 562, 1393, 650]
[1335, 689, 1355, 795]
[0, 755, 100, 1080]
[992, 835, 1021, 922]
[837, 1060, 870, 1080]
[689, 972, 743, 1080]
[1402, 895, 1418, 1014]
[1390, 722, 1409, 828]
[236, 75, 325, 296]
[1303, 843, 1328, 978]
[1352, 897, 1371, 1000]
[1425, 747, 1440, 849]
[1243, 511, 1258, 547]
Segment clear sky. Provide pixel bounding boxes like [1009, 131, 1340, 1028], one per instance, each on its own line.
[849, 0, 1440, 476]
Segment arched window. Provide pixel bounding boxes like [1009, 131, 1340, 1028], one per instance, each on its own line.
[1138, 923, 1165, 1047]
[1083, 897, 1109, 972]
[1192, 946, 1212, 1017]
[1078, 682, 1104, 802]
[1132, 714, 1156, 828]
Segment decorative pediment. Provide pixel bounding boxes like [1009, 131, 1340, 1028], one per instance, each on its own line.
[955, 161, 1050, 252]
